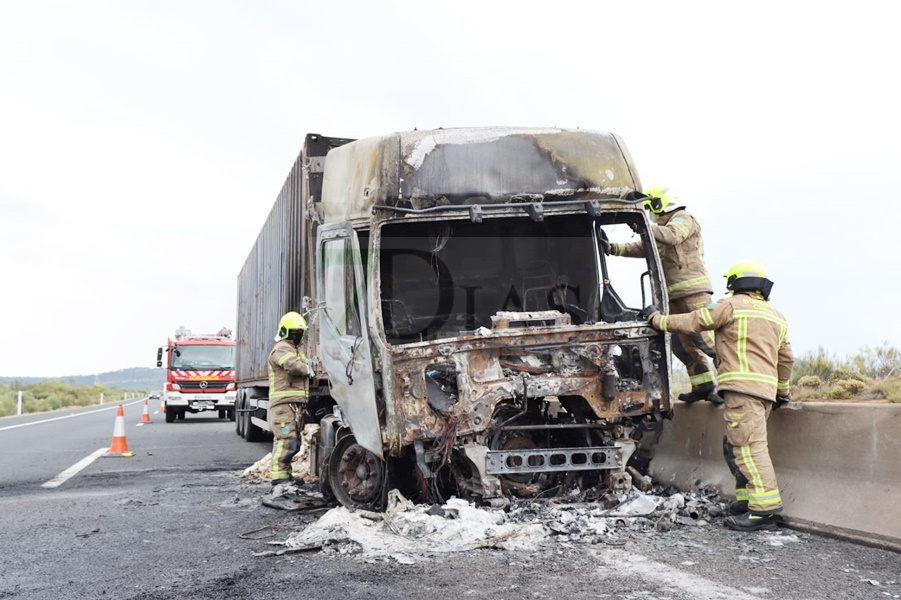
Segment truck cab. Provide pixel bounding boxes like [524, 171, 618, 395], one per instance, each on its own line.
[236, 127, 672, 510]
[157, 327, 237, 422]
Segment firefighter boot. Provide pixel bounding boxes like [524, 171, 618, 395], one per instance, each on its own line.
[270, 478, 302, 498]
[678, 384, 715, 403]
[725, 512, 778, 532]
[729, 500, 749, 515]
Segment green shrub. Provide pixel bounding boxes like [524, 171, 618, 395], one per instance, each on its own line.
[828, 385, 849, 399]
[834, 379, 866, 395]
[828, 368, 867, 384]
[792, 346, 842, 384]
[798, 375, 824, 388]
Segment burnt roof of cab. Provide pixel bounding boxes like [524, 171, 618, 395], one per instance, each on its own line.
[319, 127, 642, 223]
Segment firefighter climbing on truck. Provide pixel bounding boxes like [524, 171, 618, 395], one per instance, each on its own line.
[607, 185, 721, 404]
[644, 258, 794, 531]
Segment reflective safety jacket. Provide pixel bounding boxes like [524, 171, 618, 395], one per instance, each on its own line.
[651, 292, 793, 401]
[267, 339, 310, 407]
[611, 207, 713, 300]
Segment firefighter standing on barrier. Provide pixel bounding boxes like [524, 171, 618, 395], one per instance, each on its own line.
[267, 311, 312, 496]
[642, 259, 794, 531]
[608, 185, 721, 404]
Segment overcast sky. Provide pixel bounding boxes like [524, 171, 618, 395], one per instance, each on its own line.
[1, 1, 898, 378]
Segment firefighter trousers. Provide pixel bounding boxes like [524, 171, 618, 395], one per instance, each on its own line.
[268, 402, 305, 483]
[670, 292, 717, 391]
[722, 391, 783, 514]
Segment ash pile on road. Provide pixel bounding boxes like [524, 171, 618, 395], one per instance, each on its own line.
[257, 484, 731, 563]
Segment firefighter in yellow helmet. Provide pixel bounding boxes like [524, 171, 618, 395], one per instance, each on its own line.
[267, 311, 312, 495]
[609, 185, 720, 403]
[643, 259, 794, 531]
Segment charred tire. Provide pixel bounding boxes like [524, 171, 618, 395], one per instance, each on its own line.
[328, 434, 386, 510]
[165, 406, 176, 423]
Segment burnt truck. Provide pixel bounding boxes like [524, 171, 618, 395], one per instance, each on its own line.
[235, 127, 672, 509]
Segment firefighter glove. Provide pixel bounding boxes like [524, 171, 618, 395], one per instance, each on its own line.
[773, 395, 791, 410]
[638, 305, 660, 323]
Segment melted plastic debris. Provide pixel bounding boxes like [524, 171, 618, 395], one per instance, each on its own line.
[259, 485, 732, 562]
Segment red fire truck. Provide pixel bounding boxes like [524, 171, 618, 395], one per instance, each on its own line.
[156, 327, 237, 423]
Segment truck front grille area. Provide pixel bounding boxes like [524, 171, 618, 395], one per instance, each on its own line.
[177, 381, 229, 390]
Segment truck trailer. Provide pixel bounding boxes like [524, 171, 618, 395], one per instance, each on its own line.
[157, 327, 237, 422]
[235, 127, 672, 509]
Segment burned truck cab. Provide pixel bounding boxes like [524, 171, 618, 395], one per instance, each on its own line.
[311, 127, 671, 509]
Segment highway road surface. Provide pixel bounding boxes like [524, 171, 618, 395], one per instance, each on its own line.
[0, 401, 898, 600]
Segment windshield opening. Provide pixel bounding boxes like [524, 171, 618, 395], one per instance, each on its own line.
[379, 215, 599, 345]
[170, 345, 236, 369]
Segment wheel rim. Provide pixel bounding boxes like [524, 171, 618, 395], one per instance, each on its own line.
[328, 435, 385, 508]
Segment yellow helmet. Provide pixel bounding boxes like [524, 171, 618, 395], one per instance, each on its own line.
[274, 311, 308, 341]
[724, 259, 774, 299]
[642, 184, 677, 214]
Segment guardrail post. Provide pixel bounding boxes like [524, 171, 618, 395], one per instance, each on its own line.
[100, 392, 104, 404]
[17, 391, 22, 415]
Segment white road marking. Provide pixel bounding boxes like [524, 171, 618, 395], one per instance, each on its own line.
[0, 401, 142, 432]
[41, 447, 109, 488]
[594, 548, 813, 600]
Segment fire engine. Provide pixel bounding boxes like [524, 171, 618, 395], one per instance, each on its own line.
[156, 327, 237, 423]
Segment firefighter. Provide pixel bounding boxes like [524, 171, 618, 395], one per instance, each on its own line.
[643, 259, 794, 531]
[608, 185, 720, 403]
[267, 311, 311, 495]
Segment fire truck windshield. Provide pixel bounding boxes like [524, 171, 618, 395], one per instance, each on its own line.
[170, 345, 235, 369]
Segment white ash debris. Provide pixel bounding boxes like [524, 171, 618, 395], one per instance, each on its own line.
[266, 485, 730, 562]
[242, 424, 320, 483]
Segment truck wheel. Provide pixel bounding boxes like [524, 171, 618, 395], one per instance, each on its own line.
[165, 407, 176, 423]
[178, 410, 187, 420]
[218, 409, 226, 419]
[235, 397, 245, 437]
[328, 434, 386, 509]
[227, 408, 236, 422]
[245, 412, 265, 443]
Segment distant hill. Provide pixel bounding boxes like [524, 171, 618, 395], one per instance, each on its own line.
[0, 367, 166, 391]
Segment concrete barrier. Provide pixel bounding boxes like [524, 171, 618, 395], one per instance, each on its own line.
[648, 401, 901, 550]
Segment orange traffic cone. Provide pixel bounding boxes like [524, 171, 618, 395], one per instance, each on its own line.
[140, 399, 151, 423]
[106, 404, 133, 457]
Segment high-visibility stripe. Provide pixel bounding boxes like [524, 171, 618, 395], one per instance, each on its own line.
[672, 222, 690, 236]
[732, 310, 788, 328]
[700, 307, 714, 326]
[277, 352, 307, 366]
[271, 438, 289, 478]
[749, 489, 782, 502]
[667, 275, 711, 293]
[689, 371, 715, 385]
[270, 390, 308, 398]
[660, 316, 669, 332]
[740, 445, 766, 502]
[718, 371, 778, 385]
[777, 381, 791, 391]
[735, 488, 749, 502]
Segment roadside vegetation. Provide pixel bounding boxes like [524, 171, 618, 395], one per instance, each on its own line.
[0, 381, 140, 418]
[670, 341, 901, 403]
[790, 342, 901, 402]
